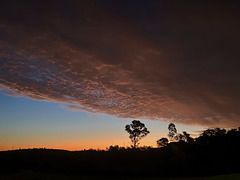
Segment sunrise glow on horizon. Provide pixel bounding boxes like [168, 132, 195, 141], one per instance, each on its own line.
[0, 92, 205, 151]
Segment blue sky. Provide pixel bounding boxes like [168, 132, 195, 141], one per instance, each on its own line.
[0, 91, 204, 151]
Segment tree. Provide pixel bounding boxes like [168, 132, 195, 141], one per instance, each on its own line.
[125, 120, 150, 148]
[167, 123, 194, 143]
[196, 128, 227, 144]
[174, 131, 194, 143]
[156, 137, 169, 147]
[202, 128, 226, 137]
[168, 123, 177, 140]
[182, 131, 194, 143]
[174, 133, 185, 142]
[108, 145, 120, 151]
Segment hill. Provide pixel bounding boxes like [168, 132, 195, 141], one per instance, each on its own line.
[0, 140, 240, 179]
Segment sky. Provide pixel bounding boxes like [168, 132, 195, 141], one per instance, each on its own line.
[0, 0, 240, 150]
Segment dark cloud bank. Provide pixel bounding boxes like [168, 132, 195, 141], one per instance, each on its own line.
[0, 0, 240, 127]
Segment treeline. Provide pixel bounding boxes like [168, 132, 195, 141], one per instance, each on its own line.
[1, 121, 240, 178]
[99, 123, 240, 177]
[108, 121, 240, 151]
[157, 123, 240, 147]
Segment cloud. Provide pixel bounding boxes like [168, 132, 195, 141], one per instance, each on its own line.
[0, 0, 240, 127]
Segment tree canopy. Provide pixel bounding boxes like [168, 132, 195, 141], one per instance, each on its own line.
[125, 120, 150, 148]
[168, 123, 177, 140]
[156, 137, 168, 147]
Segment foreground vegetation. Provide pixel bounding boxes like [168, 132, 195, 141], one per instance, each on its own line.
[0, 172, 240, 180]
[1, 124, 240, 179]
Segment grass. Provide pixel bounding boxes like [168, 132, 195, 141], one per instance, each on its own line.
[0, 172, 240, 180]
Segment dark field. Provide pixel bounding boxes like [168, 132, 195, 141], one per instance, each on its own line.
[1, 143, 240, 179]
[1, 172, 240, 180]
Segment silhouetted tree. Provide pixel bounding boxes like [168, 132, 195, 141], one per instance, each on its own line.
[226, 128, 240, 143]
[139, 146, 152, 151]
[227, 128, 238, 136]
[174, 133, 185, 142]
[157, 137, 169, 147]
[196, 127, 227, 145]
[174, 131, 194, 143]
[202, 128, 226, 137]
[108, 145, 120, 151]
[182, 131, 194, 143]
[167, 123, 194, 143]
[168, 123, 177, 140]
[125, 120, 150, 148]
